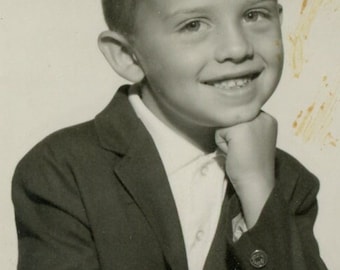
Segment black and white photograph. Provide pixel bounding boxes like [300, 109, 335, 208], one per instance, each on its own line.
[1, 0, 340, 269]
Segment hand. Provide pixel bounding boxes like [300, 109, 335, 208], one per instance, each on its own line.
[215, 111, 278, 228]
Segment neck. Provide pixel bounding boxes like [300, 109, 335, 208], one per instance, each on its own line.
[169, 115, 217, 153]
[140, 83, 216, 153]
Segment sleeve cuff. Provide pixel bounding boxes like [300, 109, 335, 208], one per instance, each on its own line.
[232, 212, 248, 242]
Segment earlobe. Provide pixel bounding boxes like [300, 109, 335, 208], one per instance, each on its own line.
[98, 31, 145, 83]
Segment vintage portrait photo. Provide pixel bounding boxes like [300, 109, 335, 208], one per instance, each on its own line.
[1, 0, 340, 269]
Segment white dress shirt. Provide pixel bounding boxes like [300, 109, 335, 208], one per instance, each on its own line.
[128, 86, 246, 270]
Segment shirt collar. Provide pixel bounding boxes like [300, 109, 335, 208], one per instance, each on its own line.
[128, 85, 213, 176]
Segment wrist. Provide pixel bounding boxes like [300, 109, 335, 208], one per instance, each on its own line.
[232, 176, 275, 229]
[230, 172, 275, 193]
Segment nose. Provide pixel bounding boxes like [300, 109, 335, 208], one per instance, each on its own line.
[214, 23, 254, 64]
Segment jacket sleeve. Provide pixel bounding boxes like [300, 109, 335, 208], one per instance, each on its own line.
[227, 156, 327, 270]
[12, 143, 100, 270]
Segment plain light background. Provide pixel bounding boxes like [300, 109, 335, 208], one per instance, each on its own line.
[1, 0, 339, 269]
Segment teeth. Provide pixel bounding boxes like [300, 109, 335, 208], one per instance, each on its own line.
[212, 77, 251, 89]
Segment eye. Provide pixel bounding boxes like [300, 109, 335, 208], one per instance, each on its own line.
[244, 10, 268, 22]
[182, 20, 202, 32]
[179, 19, 210, 33]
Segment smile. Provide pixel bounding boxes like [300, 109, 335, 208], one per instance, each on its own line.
[212, 77, 251, 89]
[203, 72, 260, 90]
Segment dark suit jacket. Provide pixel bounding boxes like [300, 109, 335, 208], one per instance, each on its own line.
[12, 85, 327, 270]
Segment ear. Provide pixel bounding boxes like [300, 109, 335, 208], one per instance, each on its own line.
[98, 31, 145, 83]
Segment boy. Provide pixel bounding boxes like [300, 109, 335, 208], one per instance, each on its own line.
[12, 0, 327, 269]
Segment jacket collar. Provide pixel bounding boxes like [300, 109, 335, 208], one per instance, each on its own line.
[94, 85, 189, 270]
[94, 85, 140, 155]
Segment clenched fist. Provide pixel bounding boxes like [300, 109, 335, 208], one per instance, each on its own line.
[215, 112, 278, 228]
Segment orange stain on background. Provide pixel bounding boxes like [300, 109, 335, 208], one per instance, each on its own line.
[289, 0, 333, 78]
[301, 0, 309, 14]
[293, 77, 339, 147]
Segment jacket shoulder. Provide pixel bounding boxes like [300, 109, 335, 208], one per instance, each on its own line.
[275, 149, 320, 210]
[275, 148, 318, 183]
[13, 120, 118, 189]
[17, 120, 102, 166]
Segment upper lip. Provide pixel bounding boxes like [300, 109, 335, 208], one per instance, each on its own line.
[202, 69, 262, 85]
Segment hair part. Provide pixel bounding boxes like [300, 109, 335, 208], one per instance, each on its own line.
[101, 0, 137, 36]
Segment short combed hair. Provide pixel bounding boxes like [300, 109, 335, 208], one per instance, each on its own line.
[101, 0, 137, 36]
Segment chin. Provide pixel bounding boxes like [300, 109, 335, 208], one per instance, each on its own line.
[215, 104, 263, 127]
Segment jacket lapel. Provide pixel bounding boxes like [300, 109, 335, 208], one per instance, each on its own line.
[203, 184, 240, 270]
[95, 85, 188, 270]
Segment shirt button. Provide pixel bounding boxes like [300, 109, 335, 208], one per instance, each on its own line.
[196, 230, 204, 241]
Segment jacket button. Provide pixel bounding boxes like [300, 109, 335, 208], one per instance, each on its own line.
[250, 250, 268, 268]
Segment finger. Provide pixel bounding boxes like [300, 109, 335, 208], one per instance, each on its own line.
[215, 129, 229, 154]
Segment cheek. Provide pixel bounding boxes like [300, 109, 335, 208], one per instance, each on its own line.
[257, 39, 284, 82]
[272, 40, 284, 67]
[136, 39, 173, 75]
[148, 56, 200, 90]
[253, 29, 283, 57]
[137, 35, 210, 85]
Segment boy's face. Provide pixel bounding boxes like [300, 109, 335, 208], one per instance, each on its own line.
[131, 0, 283, 128]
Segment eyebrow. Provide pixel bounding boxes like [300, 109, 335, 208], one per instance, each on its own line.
[164, 0, 277, 19]
[164, 6, 211, 20]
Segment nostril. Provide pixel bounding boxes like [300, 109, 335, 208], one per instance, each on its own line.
[214, 32, 254, 64]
